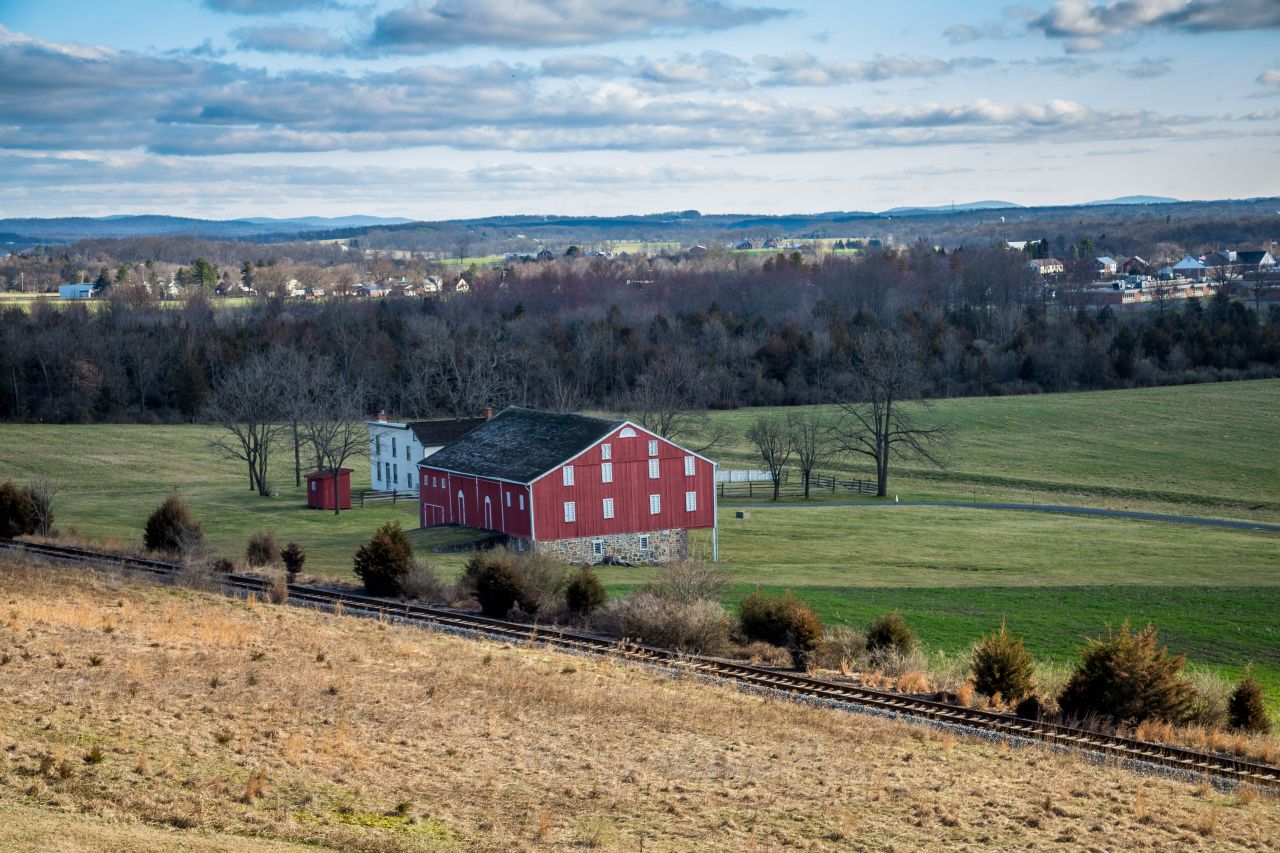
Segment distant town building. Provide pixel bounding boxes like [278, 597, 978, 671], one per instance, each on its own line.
[58, 283, 94, 299]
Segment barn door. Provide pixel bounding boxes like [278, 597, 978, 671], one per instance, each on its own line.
[456, 491, 465, 525]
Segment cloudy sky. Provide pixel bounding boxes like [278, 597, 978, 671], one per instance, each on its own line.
[1, 0, 1277, 219]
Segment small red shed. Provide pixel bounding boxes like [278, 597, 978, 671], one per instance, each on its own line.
[306, 468, 352, 510]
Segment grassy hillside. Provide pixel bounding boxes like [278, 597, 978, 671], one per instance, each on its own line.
[2, 562, 1275, 851]
[2, 381, 1280, 705]
[0, 423, 415, 575]
[706, 379, 1280, 518]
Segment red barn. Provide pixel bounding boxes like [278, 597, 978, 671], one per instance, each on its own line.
[418, 407, 718, 563]
[306, 468, 351, 510]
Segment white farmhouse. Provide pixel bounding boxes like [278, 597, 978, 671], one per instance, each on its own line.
[366, 412, 489, 492]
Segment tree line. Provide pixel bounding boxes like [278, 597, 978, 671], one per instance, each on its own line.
[2, 248, 1278, 429]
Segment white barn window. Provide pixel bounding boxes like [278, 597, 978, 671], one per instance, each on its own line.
[519, 494, 525, 510]
[684, 455, 695, 476]
[562, 465, 575, 486]
[648, 459, 660, 479]
[601, 443, 612, 460]
[602, 498, 614, 519]
[601, 462, 613, 483]
[592, 539, 604, 557]
[564, 501, 576, 523]
[639, 534, 651, 553]
[685, 491, 697, 512]
[506, 492, 511, 507]
[649, 494, 661, 515]
[648, 439, 658, 456]
[619, 427, 636, 438]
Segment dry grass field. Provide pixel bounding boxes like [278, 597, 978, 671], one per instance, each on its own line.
[0, 560, 1277, 851]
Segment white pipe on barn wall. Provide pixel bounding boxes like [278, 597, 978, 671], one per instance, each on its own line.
[712, 460, 719, 563]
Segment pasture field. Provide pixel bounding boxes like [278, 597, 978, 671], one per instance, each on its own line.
[1, 562, 1275, 851]
[1, 380, 1277, 709]
[703, 379, 1280, 520]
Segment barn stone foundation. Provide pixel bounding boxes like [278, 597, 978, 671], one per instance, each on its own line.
[535, 529, 688, 565]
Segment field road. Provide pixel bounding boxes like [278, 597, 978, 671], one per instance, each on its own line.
[732, 500, 1280, 533]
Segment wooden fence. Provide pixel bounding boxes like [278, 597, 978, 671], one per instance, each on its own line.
[716, 471, 878, 500]
[358, 489, 417, 507]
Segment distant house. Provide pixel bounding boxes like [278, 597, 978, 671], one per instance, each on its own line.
[454, 277, 470, 293]
[535, 248, 555, 261]
[687, 245, 708, 256]
[422, 275, 443, 294]
[58, 283, 94, 299]
[1236, 250, 1276, 270]
[1118, 256, 1149, 275]
[1028, 258, 1064, 276]
[1169, 254, 1206, 280]
[418, 407, 718, 564]
[734, 239, 754, 250]
[355, 283, 389, 298]
[1004, 240, 1031, 251]
[1094, 256, 1118, 277]
[367, 412, 488, 493]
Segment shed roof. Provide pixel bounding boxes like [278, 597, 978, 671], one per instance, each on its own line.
[420, 407, 623, 483]
[409, 417, 488, 447]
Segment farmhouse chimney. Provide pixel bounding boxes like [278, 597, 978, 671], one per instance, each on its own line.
[485, 408, 493, 420]
[376, 410, 387, 423]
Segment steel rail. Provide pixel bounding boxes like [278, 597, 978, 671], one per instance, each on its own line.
[4, 537, 1278, 789]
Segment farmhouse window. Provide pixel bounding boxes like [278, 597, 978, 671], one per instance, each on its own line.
[685, 491, 697, 512]
[601, 443, 612, 460]
[649, 494, 661, 515]
[601, 462, 613, 483]
[393, 463, 398, 483]
[639, 534, 650, 553]
[684, 456, 695, 476]
[374, 437, 381, 456]
[391, 437, 396, 456]
[406, 446, 410, 461]
[564, 501, 576, 523]
[603, 498, 614, 519]
[563, 465, 575, 486]
[376, 466, 382, 482]
[407, 473, 412, 488]
[648, 439, 658, 457]
[648, 459, 660, 479]
[592, 539, 604, 558]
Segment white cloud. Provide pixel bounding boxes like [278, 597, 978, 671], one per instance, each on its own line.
[1033, 0, 1280, 50]
[753, 52, 995, 86]
[231, 25, 347, 56]
[368, 0, 789, 52]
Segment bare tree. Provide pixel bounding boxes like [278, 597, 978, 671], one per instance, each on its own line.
[1246, 264, 1272, 313]
[26, 473, 59, 537]
[787, 410, 835, 500]
[298, 368, 369, 515]
[630, 350, 732, 454]
[204, 351, 290, 496]
[831, 332, 953, 498]
[746, 414, 793, 501]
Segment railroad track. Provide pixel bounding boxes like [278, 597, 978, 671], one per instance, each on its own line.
[5, 537, 1279, 790]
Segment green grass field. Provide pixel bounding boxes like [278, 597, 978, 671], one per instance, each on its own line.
[703, 379, 1280, 520]
[1, 380, 1277, 711]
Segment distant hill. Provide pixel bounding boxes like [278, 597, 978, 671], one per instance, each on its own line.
[879, 200, 1023, 216]
[1083, 196, 1181, 206]
[241, 216, 414, 228]
[0, 214, 413, 242]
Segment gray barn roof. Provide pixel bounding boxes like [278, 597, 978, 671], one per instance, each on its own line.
[409, 417, 488, 447]
[420, 407, 623, 483]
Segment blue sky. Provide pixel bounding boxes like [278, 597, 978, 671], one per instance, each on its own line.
[0, 0, 1277, 219]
